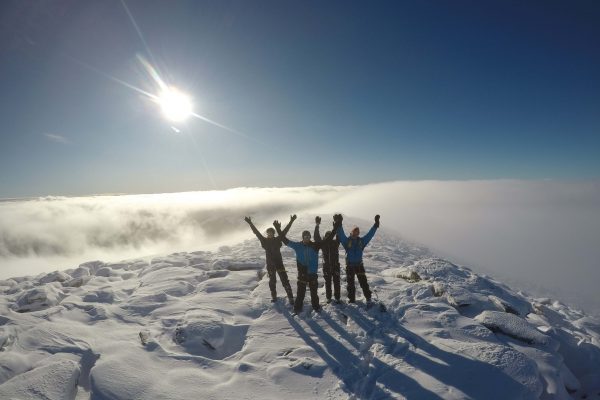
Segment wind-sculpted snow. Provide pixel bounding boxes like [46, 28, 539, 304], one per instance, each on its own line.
[474, 311, 558, 349]
[0, 216, 599, 399]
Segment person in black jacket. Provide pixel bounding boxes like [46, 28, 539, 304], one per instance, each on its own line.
[314, 216, 341, 304]
[245, 215, 295, 304]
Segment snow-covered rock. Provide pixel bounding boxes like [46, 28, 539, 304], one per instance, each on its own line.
[37, 270, 71, 285]
[11, 283, 64, 312]
[0, 359, 80, 400]
[475, 310, 558, 349]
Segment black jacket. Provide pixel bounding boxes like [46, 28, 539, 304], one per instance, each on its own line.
[249, 220, 292, 267]
[314, 224, 340, 266]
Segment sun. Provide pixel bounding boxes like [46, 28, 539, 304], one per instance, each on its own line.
[157, 87, 193, 122]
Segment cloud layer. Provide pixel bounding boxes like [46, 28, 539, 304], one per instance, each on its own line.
[321, 180, 600, 313]
[1, 180, 599, 313]
[0, 186, 351, 277]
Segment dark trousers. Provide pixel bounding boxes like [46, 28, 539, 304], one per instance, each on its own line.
[267, 264, 294, 301]
[346, 262, 371, 302]
[294, 264, 320, 313]
[323, 261, 341, 301]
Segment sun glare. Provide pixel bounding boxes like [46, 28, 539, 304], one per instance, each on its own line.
[158, 87, 193, 122]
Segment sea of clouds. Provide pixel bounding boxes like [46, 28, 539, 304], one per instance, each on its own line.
[1, 180, 599, 314]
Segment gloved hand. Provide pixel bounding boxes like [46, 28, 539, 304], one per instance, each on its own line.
[273, 220, 281, 229]
[333, 214, 342, 230]
[315, 216, 321, 224]
[244, 216, 251, 224]
[374, 214, 380, 227]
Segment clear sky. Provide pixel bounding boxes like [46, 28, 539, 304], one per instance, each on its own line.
[0, 0, 599, 197]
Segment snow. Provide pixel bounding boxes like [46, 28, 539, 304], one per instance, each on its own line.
[0, 216, 599, 399]
[0, 358, 80, 400]
[474, 311, 557, 349]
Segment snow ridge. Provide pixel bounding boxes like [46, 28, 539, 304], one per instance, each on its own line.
[0, 217, 599, 399]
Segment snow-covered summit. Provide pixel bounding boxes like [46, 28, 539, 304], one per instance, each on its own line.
[0, 217, 598, 399]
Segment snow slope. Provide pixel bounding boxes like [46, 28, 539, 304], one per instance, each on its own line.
[0, 217, 599, 399]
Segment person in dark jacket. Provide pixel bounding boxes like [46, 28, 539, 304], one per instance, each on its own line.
[274, 220, 323, 314]
[333, 213, 380, 304]
[314, 216, 341, 304]
[245, 215, 295, 304]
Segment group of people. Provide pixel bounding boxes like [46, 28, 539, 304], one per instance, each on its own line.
[244, 213, 381, 314]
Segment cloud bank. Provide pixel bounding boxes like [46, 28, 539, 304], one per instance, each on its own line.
[321, 180, 600, 314]
[0, 186, 352, 278]
[1, 180, 599, 313]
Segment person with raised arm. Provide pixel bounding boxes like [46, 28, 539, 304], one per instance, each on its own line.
[244, 215, 296, 304]
[333, 214, 380, 304]
[274, 220, 324, 314]
[314, 216, 341, 304]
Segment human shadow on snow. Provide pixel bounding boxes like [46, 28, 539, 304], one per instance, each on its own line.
[338, 305, 535, 400]
[284, 309, 444, 399]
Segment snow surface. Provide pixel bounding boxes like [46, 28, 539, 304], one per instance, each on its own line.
[0, 216, 599, 399]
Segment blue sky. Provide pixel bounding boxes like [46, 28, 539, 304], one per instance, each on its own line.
[0, 0, 599, 197]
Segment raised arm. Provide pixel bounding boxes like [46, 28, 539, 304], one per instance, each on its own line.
[281, 214, 297, 237]
[333, 214, 348, 245]
[336, 225, 348, 244]
[314, 216, 322, 242]
[245, 216, 264, 241]
[324, 223, 338, 243]
[361, 215, 380, 247]
[273, 220, 289, 244]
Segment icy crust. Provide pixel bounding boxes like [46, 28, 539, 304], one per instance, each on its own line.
[0, 217, 599, 399]
[0, 359, 80, 399]
[474, 311, 557, 349]
[398, 304, 543, 398]
[390, 258, 534, 318]
[12, 282, 65, 312]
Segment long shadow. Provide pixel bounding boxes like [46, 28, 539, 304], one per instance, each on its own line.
[318, 309, 362, 350]
[340, 305, 534, 400]
[284, 311, 363, 396]
[285, 310, 443, 399]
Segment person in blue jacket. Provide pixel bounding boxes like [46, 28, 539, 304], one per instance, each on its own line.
[333, 213, 380, 304]
[274, 220, 324, 314]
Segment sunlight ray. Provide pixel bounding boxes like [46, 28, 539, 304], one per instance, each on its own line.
[68, 56, 158, 100]
[120, 0, 159, 68]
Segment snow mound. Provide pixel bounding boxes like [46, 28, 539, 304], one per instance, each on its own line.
[0, 216, 599, 399]
[475, 310, 558, 349]
[396, 258, 533, 318]
[11, 283, 65, 312]
[0, 359, 80, 400]
[172, 311, 249, 359]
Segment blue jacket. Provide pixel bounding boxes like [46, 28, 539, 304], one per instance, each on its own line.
[284, 240, 321, 274]
[336, 224, 378, 265]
